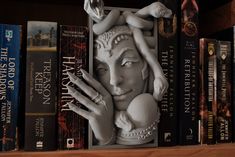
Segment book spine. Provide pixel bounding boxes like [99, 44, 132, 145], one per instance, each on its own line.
[179, 0, 199, 145]
[199, 38, 208, 144]
[206, 40, 217, 144]
[216, 40, 232, 143]
[157, 0, 178, 146]
[233, 26, 235, 142]
[0, 24, 21, 151]
[24, 21, 57, 151]
[58, 25, 88, 150]
[211, 26, 235, 142]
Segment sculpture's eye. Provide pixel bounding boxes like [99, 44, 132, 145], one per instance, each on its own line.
[96, 66, 108, 75]
[121, 57, 139, 67]
[122, 61, 133, 67]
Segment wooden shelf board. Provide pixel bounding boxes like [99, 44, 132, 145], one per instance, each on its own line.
[200, 0, 235, 36]
[1, 143, 235, 157]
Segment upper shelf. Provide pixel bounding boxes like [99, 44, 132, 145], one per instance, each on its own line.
[0, 143, 235, 157]
[199, 0, 232, 13]
[3, 0, 156, 8]
[200, 0, 235, 37]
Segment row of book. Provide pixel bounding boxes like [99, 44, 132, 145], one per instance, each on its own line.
[0, 22, 89, 151]
[199, 26, 235, 144]
[2, 0, 235, 152]
[158, 0, 235, 147]
[0, 0, 196, 150]
[199, 38, 232, 144]
[1, 0, 186, 151]
[0, 0, 197, 151]
[158, 0, 199, 146]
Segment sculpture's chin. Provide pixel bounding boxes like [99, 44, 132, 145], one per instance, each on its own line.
[116, 93, 160, 145]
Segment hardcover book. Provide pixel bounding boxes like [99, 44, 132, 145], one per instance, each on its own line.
[24, 21, 57, 151]
[179, 0, 199, 145]
[157, 0, 178, 146]
[0, 24, 21, 151]
[58, 25, 89, 149]
[216, 40, 232, 143]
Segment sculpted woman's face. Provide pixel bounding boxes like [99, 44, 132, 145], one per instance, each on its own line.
[94, 27, 147, 111]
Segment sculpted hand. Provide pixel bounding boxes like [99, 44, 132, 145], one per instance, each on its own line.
[148, 2, 172, 18]
[67, 69, 115, 145]
[115, 111, 134, 132]
[136, 2, 172, 18]
[153, 76, 169, 101]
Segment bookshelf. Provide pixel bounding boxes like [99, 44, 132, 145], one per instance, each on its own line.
[0, 0, 235, 156]
[0, 143, 235, 157]
[199, 0, 235, 37]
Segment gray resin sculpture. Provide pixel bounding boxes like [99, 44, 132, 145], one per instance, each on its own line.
[66, 0, 171, 146]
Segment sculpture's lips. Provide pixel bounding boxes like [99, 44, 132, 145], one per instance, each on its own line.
[112, 90, 132, 101]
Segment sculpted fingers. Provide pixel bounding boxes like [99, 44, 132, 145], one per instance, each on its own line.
[153, 77, 169, 101]
[68, 102, 92, 120]
[67, 72, 99, 100]
[149, 2, 172, 18]
[67, 85, 100, 114]
[80, 69, 109, 96]
[136, 2, 172, 18]
[67, 71, 112, 112]
[115, 111, 134, 131]
[161, 78, 169, 95]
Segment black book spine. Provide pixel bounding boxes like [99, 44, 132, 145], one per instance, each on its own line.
[58, 25, 88, 150]
[178, 0, 199, 145]
[216, 40, 232, 143]
[157, 0, 178, 146]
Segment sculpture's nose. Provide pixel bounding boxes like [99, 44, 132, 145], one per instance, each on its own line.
[109, 66, 123, 87]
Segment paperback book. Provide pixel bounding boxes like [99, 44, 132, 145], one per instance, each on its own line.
[0, 24, 21, 151]
[179, 0, 199, 145]
[25, 21, 57, 151]
[58, 25, 89, 149]
[157, 0, 178, 146]
[216, 40, 232, 143]
[199, 38, 217, 144]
